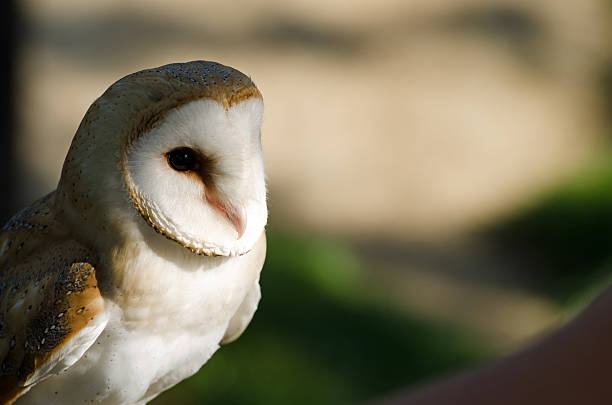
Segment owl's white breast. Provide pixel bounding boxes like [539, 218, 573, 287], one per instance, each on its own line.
[17, 232, 266, 405]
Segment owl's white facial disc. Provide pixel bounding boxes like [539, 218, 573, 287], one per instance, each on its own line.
[125, 98, 266, 256]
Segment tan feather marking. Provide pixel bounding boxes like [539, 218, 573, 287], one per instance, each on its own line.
[164, 148, 219, 190]
[0, 375, 25, 405]
[0, 193, 105, 404]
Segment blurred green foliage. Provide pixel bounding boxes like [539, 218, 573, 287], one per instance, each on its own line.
[152, 231, 490, 405]
[490, 155, 612, 306]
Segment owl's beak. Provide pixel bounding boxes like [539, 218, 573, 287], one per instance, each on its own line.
[207, 193, 247, 239]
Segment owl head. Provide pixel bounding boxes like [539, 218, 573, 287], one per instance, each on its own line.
[56, 61, 267, 257]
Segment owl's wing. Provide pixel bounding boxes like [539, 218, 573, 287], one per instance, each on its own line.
[0, 193, 108, 404]
[221, 279, 261, 344]
[221, 233, 266, 345]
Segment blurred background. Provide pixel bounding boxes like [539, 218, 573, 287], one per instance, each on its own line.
[2, 0, 612, 403]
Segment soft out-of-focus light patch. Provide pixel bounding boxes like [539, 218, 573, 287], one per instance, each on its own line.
[266, 230, 364, 301]
[302, 243, 361, 297]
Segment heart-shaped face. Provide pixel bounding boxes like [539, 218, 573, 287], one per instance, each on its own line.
[56, 61, 267, 257]
[125, 97, 267, 256]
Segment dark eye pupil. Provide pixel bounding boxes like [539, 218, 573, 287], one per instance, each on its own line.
[167, 148, 197, 172]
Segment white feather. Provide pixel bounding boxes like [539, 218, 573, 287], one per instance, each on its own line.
[127, 98, 267, 256]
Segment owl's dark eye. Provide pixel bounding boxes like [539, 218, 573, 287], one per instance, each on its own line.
[167, 147, 198, 172]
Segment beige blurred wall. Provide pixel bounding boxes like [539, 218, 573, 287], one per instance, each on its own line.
[17, 0, 612, 240]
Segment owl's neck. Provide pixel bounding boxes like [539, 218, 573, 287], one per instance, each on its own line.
[100, 232, 264, 334]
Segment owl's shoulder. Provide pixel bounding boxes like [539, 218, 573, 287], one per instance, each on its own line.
[0, 192, 107, 403]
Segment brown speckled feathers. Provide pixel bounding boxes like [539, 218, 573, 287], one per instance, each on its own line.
[0, 193, 104, 404]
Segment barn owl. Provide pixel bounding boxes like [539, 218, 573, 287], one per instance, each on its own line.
[0, 61, 267, 404]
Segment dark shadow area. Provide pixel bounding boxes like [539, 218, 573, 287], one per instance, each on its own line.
[601, 63, 612, 138]
[0, 0, 17, 223]
[444, 5, 542, 46]
[484, 48, 612, 303]
[151, 230, 491, 405]
[440, 5, 545, 63]
[351, 237, 538, 291]
[251, 16, 361, 53]
[23, 5, 547, 70]
[24, 14, 362, 67]
[485, 160, 612, 303]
